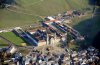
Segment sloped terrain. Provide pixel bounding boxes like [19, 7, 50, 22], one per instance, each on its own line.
[0, 0, 90, 29]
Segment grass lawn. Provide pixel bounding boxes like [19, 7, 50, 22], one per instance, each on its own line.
[0, 0, 90, 29]
[15, 0, 70, 15]
[0, 39, 9, 48]
[65, 0, 90, 10]
[0, 32, 25, 46]
[0, 9, 37, 29]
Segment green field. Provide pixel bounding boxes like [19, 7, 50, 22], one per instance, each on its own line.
[0, 39, 9, 48]
[0, 0, 90, 29]
[0, 0, 99, 48]
[0, 32, 25, 46]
